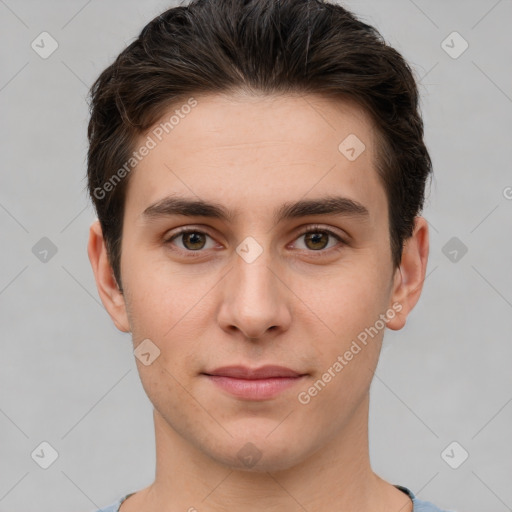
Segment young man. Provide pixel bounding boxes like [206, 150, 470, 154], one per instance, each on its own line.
[86, 0, 453, 511]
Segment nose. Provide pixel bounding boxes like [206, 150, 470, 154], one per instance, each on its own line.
[217, 247, 292, 341]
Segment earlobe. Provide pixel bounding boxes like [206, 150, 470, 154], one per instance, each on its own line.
[87, 220, 131, 333]
[386, 216, 429, 331]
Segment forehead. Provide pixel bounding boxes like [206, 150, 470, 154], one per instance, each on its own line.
[152, 92, 377, 157]
[124, 92, 386, 224]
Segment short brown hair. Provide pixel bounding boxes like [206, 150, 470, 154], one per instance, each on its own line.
[87, 0, 432, 290]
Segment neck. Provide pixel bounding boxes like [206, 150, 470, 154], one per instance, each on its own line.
[128, 394, 410, 512]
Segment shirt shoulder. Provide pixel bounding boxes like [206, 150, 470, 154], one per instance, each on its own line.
[413, 497, 456, 512]
[395, 484, 457, 512]
[90, 502, 120, 512]
[91, 492, 135, 512]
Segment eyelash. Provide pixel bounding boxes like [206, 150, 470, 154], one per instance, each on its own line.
[164, 224, 347, 258]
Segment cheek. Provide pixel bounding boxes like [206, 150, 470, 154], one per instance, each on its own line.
[295, 272, 387, 415]
[297, 260, 391, 386]
[300, 259, 390, 330]
[121, 246, 192, 331]
[122, 253, 214, 370]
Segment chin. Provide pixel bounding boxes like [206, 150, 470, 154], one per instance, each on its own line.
[207, 434, 311, 473]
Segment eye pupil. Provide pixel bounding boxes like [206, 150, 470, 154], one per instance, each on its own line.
[183, 232, 205, 250]
[305, 232, 328, 250]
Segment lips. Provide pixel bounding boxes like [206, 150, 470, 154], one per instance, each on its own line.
[203, 365, 304, 379]
[202, 365, 307, 400]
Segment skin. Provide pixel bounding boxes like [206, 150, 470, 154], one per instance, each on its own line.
[88, 92, 429, 512]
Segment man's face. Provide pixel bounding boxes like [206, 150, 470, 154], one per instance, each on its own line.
[113, 93, 403, 470]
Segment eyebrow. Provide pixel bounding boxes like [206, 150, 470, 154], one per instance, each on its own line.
[141, 195, 370, 224]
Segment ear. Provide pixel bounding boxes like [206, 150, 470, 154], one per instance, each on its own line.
[87, 220, 130, 333]
[386, 216, 429, 331]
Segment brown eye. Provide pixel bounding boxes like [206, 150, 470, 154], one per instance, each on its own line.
[304, 232, 330, 250]
[166, 229, 215, 252]
[294, 227, 346, 253]
[181, 232, 207, 250]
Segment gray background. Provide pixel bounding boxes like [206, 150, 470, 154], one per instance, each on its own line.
[1, 0, 511, 511]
